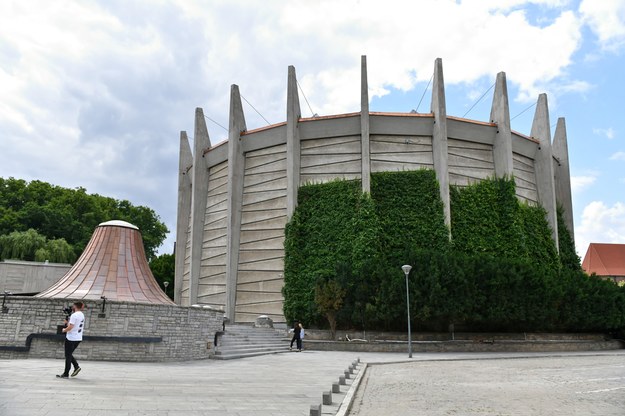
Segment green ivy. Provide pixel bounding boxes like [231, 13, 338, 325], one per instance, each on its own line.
[283, 171, 625, 333]
[372, 170, 450, 265]
[557, 205, 582, 272]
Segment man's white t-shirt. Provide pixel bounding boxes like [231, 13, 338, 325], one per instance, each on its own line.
[66, 311, 85, 341]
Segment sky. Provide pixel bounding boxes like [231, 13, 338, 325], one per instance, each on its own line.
[1, 0, 624, 260]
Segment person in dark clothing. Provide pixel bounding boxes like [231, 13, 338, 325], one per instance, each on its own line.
[289, 321, 301, 351]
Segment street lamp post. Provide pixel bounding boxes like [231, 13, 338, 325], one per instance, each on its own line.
[402, 264, 413, 358]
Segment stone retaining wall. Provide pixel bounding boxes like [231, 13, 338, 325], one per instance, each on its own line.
[303, 328, 611, 342]
[0, 296, 224, 361]
[304, 339, 624, 353]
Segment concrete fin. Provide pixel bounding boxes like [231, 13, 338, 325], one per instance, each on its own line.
[530, 94, 559, 251]
[553, 117, 574, 243]
[490, 72, 513, 177]
[430, 58, 451, 232]
[174, 131, 193, 304]
[361, 55, 371, 193]
[226, 84, 247, 321]
[286, 65, 301, 219]
[189, 108, 213, 305]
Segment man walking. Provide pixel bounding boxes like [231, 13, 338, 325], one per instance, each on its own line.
[57, 301, 85, 378]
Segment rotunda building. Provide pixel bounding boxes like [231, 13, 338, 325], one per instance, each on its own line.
[174, 57, 574, 323]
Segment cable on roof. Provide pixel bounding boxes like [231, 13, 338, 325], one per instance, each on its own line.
[462, 82, 495, 118]
[416, 73, 434, 113]
[241, 95, 271, 126]
[203, 115, 228, 132]
[511, 102, 537, 121]
[296, 79, 316, 117]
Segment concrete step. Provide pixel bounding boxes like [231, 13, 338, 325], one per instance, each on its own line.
[211, 324, 290, 360]
[209, 349, 290, 360]
[216, 343, 287, 352]
[219, 337, 286, 344]
[218, 341, 286, 349]
[222, 334, 284, 340]
[213, 345, 288, 355]
[224, 329, 284, 335]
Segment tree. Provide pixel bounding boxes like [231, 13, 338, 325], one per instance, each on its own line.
[0, 177, 167, 261]
[149, 253, 175, 299]
[0, 229, 46, 261]
[0, 229, 75, 263]
[315, 279, 346, 340]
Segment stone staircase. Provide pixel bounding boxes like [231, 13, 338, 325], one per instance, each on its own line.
[210, 323, 290, 360]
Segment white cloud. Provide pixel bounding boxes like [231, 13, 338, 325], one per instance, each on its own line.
[593, 127, 616, 139]
[579, 0, 625, 50]
[576, 201, 625, 257]
[571, 175, 597, 192]
[0, 0, 591, 253]
[610, 151, 625, 160]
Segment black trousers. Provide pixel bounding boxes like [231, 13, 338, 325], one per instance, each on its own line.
[63, 340, 81, 376]
[290, 334, 298, 348]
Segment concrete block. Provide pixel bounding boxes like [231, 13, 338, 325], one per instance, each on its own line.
[332, 382, 340, 393]
[339, 375, 346, 385]
[310, 404, 322, 416]
[344, 370, 351, 379]
[254, 315, 273, 328]
[322, 390, 332, 405]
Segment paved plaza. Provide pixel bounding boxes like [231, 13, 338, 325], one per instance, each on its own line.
[350, 352, 625, 416]
[0, 350, 623, 416]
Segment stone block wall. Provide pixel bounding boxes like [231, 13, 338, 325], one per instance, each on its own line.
[0, 296, 223, 361]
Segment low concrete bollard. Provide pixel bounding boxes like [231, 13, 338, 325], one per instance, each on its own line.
[323, 390, 332, 405]
[332, 382, 340, 393]
[339, 375, 346, 385]
[310, 404, 322, 416]
[352, 360, 358, 367]
[348, 365, 354, 374]
[357, 357, 360, 363]
[344, 370, 351, 379]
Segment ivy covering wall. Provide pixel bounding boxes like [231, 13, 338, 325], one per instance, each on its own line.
[283, 170, 625, 333]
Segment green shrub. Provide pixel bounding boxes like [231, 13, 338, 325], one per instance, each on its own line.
[283, 172, 624, 334]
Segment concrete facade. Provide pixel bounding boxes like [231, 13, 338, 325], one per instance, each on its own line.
[174, 57, 574, 323]
[0, 260, 71, 295]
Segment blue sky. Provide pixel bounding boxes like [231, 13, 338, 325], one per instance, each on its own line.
[0, 0, 624, 259]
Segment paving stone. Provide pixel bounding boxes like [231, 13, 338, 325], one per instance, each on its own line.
[0, 350, 623, 416]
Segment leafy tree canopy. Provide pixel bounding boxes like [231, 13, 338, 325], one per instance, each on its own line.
[0, 177, 168, 262]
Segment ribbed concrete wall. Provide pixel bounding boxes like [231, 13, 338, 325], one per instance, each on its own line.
[370, 135, 433, 172]
[513, 152, 539, 204]
[300, 136, 362, 184]
[236, 144, 287, 322]
[199, 161, 229, 307]
[447, 139, 495, 187]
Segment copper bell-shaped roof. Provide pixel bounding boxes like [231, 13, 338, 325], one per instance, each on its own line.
[36, 220, 174, 305]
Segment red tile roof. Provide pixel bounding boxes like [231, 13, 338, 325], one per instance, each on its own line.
[36, 221, 174, 305]
[582, 243, 625, 277]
